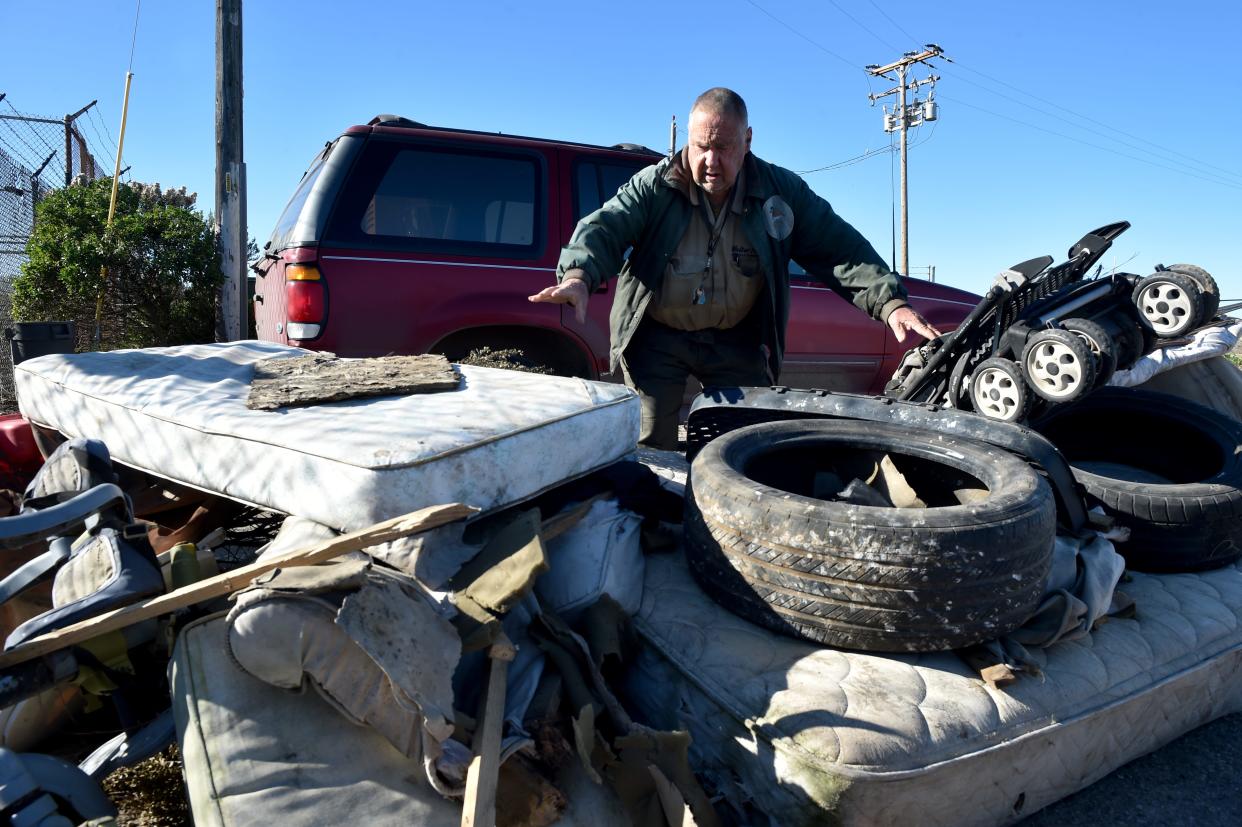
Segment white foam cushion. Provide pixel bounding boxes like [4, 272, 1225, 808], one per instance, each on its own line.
[14, 342, 639, 530]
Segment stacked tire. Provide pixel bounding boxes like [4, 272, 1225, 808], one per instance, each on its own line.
[684, 419, 1056, 652]
[1033, 388, 1242, 572]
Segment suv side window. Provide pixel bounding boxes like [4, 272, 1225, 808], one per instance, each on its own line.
[326, 140, 544, 257]
[574, 160, 646, 221]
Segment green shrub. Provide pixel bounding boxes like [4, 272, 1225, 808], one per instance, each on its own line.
[12, 179, 221, 350]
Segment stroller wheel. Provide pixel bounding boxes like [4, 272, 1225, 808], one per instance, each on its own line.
[1132, 271, 1205, 337]
[1164, 263, 1220, 321]
[1022, 328, 1096, 403]
[1061, 318, 1117, 389]
[970, 357, 1030, 422]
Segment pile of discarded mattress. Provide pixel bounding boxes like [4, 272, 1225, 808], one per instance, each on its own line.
[1, 340, 1241, 826]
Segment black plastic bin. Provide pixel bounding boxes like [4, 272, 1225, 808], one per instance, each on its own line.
[6, 322, 76, 365]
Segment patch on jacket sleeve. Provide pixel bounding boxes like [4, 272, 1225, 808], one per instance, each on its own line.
[762, 196, 794, 240]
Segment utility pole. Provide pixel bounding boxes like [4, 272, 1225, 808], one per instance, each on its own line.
[867, 45, 942, 276]
[216, 0, 246, 342]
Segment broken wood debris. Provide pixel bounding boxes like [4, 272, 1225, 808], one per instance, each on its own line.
[246, 352, 461, 410]
[0, 502, 476, 670]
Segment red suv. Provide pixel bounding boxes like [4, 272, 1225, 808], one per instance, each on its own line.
[254, 116, 977, 392]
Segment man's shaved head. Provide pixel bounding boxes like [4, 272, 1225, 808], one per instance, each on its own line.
[691, 87, 748, 127]
[686, 88, 752, 207]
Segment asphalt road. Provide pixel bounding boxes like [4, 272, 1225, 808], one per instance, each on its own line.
[1021, 712, 1242, 824]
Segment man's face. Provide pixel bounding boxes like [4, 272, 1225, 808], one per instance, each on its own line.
[687, 107, 751, 200]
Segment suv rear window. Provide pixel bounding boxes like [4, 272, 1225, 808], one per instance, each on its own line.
[271, 154, 328, 243]
[325, 140, 542, 256]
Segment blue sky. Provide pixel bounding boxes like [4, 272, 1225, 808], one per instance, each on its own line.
[3, 0, 1239, 302]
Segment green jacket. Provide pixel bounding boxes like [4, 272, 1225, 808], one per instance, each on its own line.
[557, 150, 908, 377]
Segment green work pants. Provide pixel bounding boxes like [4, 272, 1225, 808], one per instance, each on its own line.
[620, 317, 771, 450]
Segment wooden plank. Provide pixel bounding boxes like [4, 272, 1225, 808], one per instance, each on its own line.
[461, 634, 512, 827]
[0, 502, 476, 670]
[246, 353, 461, 410]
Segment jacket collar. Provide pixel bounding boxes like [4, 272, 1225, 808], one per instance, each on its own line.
[660, 147, 775, 204]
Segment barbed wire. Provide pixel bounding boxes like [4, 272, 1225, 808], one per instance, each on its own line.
[0, 96, 117, 277]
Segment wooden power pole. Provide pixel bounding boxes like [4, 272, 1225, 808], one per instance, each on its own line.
[216, 0, 246, 341]
[867, 45, 942, 277]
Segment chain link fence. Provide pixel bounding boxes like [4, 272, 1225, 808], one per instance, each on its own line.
[0, 95, 117, 409]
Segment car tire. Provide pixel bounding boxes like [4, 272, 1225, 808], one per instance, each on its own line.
[1032, 388, 1242, 572]
[1022, 328, 1097, 403]
[684, 419, 1056, 652]
[1166, 263, 1220, 321]
[1061, 317, 1117, 388]
[969, 357, 1031, 422]
[1132, 271, 1205, 338]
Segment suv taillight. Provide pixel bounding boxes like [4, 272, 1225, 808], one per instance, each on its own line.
[286, 264, 325, 339]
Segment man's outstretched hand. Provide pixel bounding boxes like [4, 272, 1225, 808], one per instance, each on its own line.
[528, 275, 589, 325]
[887, 305, 942, 344]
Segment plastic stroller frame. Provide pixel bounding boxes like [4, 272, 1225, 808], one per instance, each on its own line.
[887, 221, 1137, 411]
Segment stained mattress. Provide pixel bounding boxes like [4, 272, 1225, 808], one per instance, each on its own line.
[171, 614, 630, 826]
[627, 550, 1242, 825]
[13, 342, 640, 530]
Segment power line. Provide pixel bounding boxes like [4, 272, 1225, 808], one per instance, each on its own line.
[128, 0, 143, 73]
[945, 58, 1242, 183]
[851, 3, 1242, 189]
[826, 0, 901, 53]
[742, 0, 862, 74]
[909, 116, 939, 149]
[937, 63, 1242, 186]
[889, 131, 896, 268]
[866, 0, 923, 51]
[938, 94, 1242, 192]
[798, 145, 892, 175]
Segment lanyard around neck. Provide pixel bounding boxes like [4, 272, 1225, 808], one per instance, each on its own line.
[699, 192, 731, 263]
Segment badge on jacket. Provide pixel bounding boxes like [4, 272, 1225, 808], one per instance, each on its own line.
[763, 196, 794, 240]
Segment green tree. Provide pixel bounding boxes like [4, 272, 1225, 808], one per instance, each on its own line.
[12, 178, 222, 350]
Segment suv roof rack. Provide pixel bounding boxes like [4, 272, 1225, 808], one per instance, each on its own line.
[368, 114, 428, 128]
[361, 116, 663, 157]
[612, 142, 661, 156]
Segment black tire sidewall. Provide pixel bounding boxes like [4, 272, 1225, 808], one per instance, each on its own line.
[685, 419, 1056, 650]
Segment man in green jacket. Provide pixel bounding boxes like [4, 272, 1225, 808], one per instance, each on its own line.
[529, 87, 939, 449]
